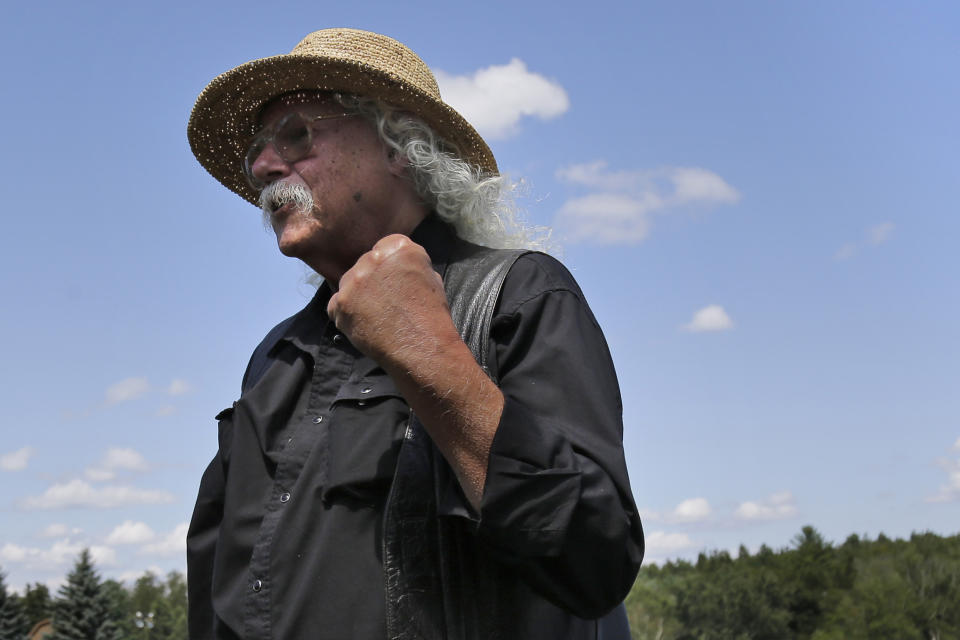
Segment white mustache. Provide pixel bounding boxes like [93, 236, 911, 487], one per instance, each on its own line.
[259, 181, 314, 216]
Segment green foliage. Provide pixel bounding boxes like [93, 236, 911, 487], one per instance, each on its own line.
[626, 527, 960, 640]
[626, 574, 682, 640]
[43, 551, 188, 640]
[673, 551, 791, 640]
[99, 580, 133, 639]
[0, 569, 29, 640]
[162, 572, 188, 640]
[21, 582, 52, 630]
[48, 550, 118, 640]
[124, 572, 188, 640]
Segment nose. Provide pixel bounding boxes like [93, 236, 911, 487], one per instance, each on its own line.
[249, 142, 292, 187]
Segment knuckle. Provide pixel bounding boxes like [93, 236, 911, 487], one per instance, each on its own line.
[378, 234, 403, 250]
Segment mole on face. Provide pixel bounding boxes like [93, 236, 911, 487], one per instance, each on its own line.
[353, 192, 362, 202]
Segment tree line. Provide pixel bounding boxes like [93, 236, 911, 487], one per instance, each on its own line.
[2, 526, 958, 639]
[625, 526, 960, 639]
[0, 550, 186, 640]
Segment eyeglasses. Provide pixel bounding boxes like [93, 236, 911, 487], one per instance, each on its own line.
[243, 111, 356, 190]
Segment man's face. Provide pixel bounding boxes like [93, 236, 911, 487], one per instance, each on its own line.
[247, 95, 404, 280]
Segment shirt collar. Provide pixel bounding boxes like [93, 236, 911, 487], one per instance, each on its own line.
[410, 212, 458, 277]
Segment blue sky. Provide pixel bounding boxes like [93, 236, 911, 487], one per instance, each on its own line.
[1, 1, 957, 592]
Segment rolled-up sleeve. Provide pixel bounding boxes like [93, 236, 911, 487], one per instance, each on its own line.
[440, 253, 644, 618]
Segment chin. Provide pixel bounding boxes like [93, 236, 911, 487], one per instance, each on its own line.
[275, 229, 304, 256]
[277, 237, 308, 259]
[274, 219, 316, 255]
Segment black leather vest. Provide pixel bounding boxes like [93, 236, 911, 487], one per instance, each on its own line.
[383, 244, 527, 640]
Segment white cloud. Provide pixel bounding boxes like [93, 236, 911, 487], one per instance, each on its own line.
[555, 194, 654, 244]
[557, 163, 740, 205]
[155, 406, 176, 417]
[86, 447, 150, 481]
[639, 498, 712, 524]
[1, 539, 114, 570]
[141, 523, 189, 556]
[43, 540, 83, 566]
[40, 524, 82, 538]
[926, 440, 960, 503]
[167, 379, 191, 396]
[868, 221, 895, 244]
[435, 58, 569, 139]
[736, 490, 798, 521]
[105, 377, 150, 406]
[1, 543, 29, 563]
[557, 161, 650, 191]
[102, 448, 149, 471]
[106, 521, 156, 545]
[1, 446, 34, 471]
[85, 468, 116, 482]
[671, 167, 741, 204]
[682, 305, 734, 333]
[669, 497, 712, 523]
[90, 545, 117, 566]
[645, 531, 697, 555]
[926, 465, 960, 502]
[21, 479, 174, 510]
[554, 162, 739, 245]
[41, 524, 68, 538]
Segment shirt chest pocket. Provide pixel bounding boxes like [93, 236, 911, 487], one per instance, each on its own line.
[323, 372, 408, 507]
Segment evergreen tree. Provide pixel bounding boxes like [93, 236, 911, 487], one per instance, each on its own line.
[0, 569, 29, 640]
[21, 583, 52, 630]
[99, 580, 133, 640]
[49, 550, 118, 640]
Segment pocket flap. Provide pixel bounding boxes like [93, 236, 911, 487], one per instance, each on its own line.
[332, 370, 403, 404]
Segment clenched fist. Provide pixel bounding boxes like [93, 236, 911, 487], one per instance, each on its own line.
[327, 234, 461, 368]
[328, 234, 504, 508]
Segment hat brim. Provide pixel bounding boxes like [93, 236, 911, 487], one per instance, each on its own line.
[188, 54, 498, 207]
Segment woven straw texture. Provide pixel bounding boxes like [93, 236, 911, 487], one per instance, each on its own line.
[188, 29, 497, 207]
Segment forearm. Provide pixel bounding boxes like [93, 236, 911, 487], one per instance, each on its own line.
[326, 235, 507, 508]
[380, 325, 504, 509]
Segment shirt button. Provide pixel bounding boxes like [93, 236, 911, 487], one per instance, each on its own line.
[313, 416, 323, 424]
[279, 492, 290, 503]
[360, 386, 372, 394]
[252, 579, 262, 592]
[332, 334, 343, 344]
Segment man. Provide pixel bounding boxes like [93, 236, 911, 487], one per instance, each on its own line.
[186, 28, 643, 640]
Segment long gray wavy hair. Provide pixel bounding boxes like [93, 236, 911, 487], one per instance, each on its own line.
[335, 94, 550, 251]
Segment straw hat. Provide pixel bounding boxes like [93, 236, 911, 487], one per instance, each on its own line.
[188, 28, 497, 207]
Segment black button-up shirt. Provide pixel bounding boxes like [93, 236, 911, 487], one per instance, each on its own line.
[187, 217, 643, 639]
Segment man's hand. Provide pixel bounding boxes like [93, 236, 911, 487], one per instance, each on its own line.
[327, 234, 460, 366]
[326, 234, 504, 509]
